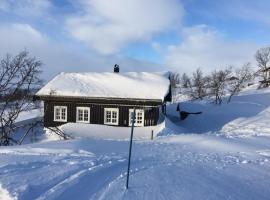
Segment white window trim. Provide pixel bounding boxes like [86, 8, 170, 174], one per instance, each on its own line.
[129, 109, 144, 127]
[76, 107, 90, 123]
[104, 108, 119, 125]
[54, 106, 67, 122]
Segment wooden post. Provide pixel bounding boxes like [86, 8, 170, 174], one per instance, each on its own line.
[126, 107, 136, 189]
[151, 130, 153, 140]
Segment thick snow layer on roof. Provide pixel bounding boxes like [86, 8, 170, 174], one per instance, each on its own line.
[37, 72, 170, 100]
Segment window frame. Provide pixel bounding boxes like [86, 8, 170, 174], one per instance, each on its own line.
[54, 106, 67, 122]
[104, 108, 119, 125]
[76, 107, 90, 123]
[129, 109, 144, 127]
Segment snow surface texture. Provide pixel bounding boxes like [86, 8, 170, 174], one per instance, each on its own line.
[1, 84, 270, 199]
[58, 121, 165, 140]
[15, 108, 43, 124]
[36, 72, 170, 100]
[1, 135, 270, 200]
[168, 84, 270, 137]
[0, 184, 15, 200]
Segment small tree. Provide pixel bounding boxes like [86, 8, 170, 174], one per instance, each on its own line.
[0, 51, 42, 145]
[209, 68, 231, 104]
[227, 63, 253, 103]
[180, 73, 191, 88]
[170, 72, 180, 103]
[190, 68, 206, 100]
[170, 72, 180, 89]
[255, 47, 270, 87]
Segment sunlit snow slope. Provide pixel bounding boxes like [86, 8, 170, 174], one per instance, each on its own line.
[0, 85, 270, 200]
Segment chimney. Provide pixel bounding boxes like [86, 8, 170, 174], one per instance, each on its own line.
[114, 64, 119, 73]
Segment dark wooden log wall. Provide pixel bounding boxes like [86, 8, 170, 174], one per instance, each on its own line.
[44, 100, 160, 127]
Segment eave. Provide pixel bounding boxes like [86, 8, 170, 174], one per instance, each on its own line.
[35, 95, 164, 106]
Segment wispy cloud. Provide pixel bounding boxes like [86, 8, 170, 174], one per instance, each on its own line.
[0, 1, 268, 78]
[225, 0, 270, 26]
[0, 23, 163, 80]
[165, 25, 259, 74]
[66, 0, 184, 54]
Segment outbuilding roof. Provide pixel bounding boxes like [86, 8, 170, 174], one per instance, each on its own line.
[36, 72, 170, 100]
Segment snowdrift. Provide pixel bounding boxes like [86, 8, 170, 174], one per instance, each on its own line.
[166, 85, 270, 137]
[53, 121, 165, 140]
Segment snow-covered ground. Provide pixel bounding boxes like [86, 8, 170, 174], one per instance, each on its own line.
[168, 84, 270, 137]
[1, 85, 270, 200]
[58, 121, 165, 140]
[1, 134, 270, 200]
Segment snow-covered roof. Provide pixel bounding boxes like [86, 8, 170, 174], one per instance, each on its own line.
[36, 72, 170, 100]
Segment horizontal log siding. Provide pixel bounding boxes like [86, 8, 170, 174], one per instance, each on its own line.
[44, 100, 160, 127]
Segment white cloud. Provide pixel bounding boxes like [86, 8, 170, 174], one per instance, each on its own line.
[165, 25, 260, 74]
[0, 23, 163, 80]
[66, 0, 184, 54]
[0, 24, 46, 51]
[227, 1, 270, 26]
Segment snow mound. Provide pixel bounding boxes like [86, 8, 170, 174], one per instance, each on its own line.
[57, 122, 165, 140]
[166, 86, 270, 137]
[0, 184, 16, 200]
[36, 72, 170, 100]
[1, 135, 270, 200]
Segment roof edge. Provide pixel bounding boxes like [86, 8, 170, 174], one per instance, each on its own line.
[36, 94, 164, 103]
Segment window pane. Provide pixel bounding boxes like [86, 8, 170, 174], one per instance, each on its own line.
[61, 108, 66, 120]
[106, 111, 111, 122]
[77, 108, 90, 122]
[84, 110, 88, 121]
[84, 110, 88, 117]
[78, 109, 83, 121]
[56, 108, 60, 119]
[138, 111, 143, 124]
[84, 109, 89, 121]
[105, 109, 118, 125]
[112, 111, 117, 119]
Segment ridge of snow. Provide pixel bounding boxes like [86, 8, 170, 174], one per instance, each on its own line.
[36, 72, 170, 100]
[0, 184, 16, 200]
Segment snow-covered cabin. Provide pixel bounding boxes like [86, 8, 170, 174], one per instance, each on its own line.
[36, 67, 171, 128]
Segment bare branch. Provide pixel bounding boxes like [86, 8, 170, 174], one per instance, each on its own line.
[0, 50, 43, 145]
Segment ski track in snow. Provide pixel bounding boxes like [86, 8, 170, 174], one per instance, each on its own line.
[1, 86, 270, 199]
[1, 136, 270, 200]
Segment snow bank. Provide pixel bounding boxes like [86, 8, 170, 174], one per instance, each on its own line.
[166, 85, 270, 137]
[57, 122, 165, 140]
[36, 72, 170, 100]
[0, 184, 16, 200]
[15, 108, 43, 123]
[1, 134, 270, 200]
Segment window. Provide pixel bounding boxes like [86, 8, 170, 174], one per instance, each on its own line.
[76, 107, 90, 123]
[129, 109, 144, 127]
[104, 108, 119, 125]
[54, 106, 67, 122]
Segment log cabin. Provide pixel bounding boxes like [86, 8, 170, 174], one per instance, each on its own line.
[36, 65, 171, 128]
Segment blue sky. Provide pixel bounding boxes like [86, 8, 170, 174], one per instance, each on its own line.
[0, 0, 269, 79]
